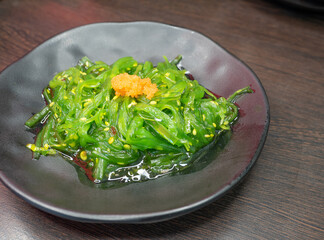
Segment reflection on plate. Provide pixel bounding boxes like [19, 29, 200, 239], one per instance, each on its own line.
[0, 22, 269, 223]
[275, 0, 324, 12]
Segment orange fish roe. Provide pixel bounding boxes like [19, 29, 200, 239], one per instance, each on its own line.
[111, 73, 158, 100]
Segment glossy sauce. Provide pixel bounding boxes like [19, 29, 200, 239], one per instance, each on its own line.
[72, 155, 94, 182]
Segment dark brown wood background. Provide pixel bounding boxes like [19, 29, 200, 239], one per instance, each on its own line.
[0, 0, 323, 239]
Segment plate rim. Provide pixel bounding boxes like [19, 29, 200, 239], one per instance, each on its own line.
[274, 0, 324, 12]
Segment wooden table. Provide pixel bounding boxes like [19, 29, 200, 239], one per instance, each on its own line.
[1, 0, 323, 239]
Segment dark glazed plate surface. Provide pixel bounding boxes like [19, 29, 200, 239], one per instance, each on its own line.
[275, 0, 324, 12]
[0, 22, 269, 223]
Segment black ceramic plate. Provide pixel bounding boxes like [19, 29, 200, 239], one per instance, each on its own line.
[275, 0, 324, 12]
[0, 22, 269, 223]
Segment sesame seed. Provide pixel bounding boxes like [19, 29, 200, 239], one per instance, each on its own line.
[192, 129, 197, 136]
[123, 144, 131, 150]
[150, 101, 157, 105]
[128, 101, 137, 108]
[80, 151, 87, 161]
[49, 102, 55, 107]
[108, 137, 114, 144]
[213, 123, 217, 127]
[26, 144, 36, 151]
[205, 134, 210, 138]
[104, 127, 110, 131]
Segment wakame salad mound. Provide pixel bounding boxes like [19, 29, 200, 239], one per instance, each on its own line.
[25, 55, 253, 183]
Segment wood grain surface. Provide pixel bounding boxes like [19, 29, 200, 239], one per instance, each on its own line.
[0, 0, 323, 239]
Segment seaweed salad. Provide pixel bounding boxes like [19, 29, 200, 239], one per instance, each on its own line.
[25, 55, 252, 183]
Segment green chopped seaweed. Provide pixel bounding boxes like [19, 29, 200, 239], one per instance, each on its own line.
[25, 56, 252, 183]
